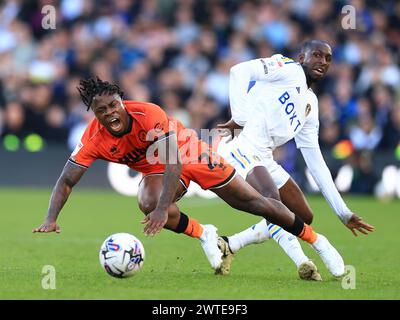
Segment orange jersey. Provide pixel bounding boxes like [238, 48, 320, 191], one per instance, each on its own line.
[70, 101, 177, 174]
[70, 100, 235, 190]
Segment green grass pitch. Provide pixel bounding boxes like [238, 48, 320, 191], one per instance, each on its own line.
[0, 187, 399, 300]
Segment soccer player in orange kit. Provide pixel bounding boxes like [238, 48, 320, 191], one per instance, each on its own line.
[33, 77, 345, 275]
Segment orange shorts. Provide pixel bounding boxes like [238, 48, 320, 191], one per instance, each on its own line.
[141, 140, 236, 190]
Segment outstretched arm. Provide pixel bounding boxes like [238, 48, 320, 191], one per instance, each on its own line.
[300, 147, 374, 236]
[142, 133, 182, 236]
[33, 161, 86, 233]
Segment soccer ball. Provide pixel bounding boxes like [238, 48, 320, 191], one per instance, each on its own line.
[99, 233, 145, 278]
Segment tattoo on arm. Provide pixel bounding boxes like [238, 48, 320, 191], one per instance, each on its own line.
[46, 161, 86, 222]
[156, 135, 182, 211]
[157, 162, 182, 210]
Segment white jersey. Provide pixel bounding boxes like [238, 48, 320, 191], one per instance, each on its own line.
[229, 54, 319, 152]
[220, 54, 353, 224]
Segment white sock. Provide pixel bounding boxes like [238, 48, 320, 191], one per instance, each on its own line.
[227, 219, 270, 253]
[266, 222, 309, 268]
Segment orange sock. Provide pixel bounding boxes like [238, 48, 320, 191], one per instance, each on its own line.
[184, 218, 204, 238]
[299, 224, 318, 244]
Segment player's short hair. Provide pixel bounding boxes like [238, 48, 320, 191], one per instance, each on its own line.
[300, 39, 330, 54]
[77, 76, 124, 111]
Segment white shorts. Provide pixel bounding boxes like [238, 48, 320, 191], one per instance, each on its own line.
[217, 136, 290, 189]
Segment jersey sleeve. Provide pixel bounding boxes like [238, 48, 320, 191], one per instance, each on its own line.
[69, 127, 98, 168]
[230, 54, 294, 126]
[300, 147, 353, 224]
[294, 102, 320, 149]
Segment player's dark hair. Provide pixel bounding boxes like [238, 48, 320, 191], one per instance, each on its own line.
[300, 39, 330, 54]
[77, 76, 124, 111]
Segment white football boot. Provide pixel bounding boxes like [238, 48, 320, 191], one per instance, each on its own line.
[311, 234, 345, 277]
[199, 225, 223, 270]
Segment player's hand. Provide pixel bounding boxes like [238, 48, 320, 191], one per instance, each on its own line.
[216, 119, 243, 141]
[141, 208, 168, 237]
[346, 213, 374, 236]
[32, 220, 61, 233]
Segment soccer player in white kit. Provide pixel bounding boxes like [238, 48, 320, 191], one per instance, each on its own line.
[216, 40, 375, 280]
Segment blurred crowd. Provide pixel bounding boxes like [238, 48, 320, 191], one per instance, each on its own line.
[0, 0, 399, 178]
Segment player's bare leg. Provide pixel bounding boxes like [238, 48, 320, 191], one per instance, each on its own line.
[279, 178, 314, 225]
[138, 175, 222, 269]
[213, 175, 295, 226]
[217, 167, 321, 280]
[212, 175, 344, 277]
